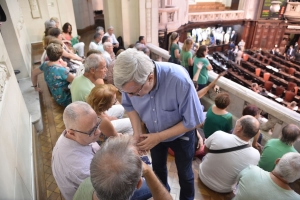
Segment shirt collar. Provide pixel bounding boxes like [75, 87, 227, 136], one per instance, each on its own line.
[151, 61, 160, 93]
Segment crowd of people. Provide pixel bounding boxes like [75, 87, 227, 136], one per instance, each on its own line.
[31, 18, 300, 200]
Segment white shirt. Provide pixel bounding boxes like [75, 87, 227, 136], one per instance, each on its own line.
[199, 131, 260, 193]
[104, 32, 119, 44]
[52, 132, 100, 200]
[102, 50, 112, 66]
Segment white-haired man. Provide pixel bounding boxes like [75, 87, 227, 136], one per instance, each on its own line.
[104, 26, 119, 48]
[51, 101, 102, 200]
[113, 49, 204, 200]
[199, 115, 260, 193]
[102, 42, 114, 66]
[70, 53, 131, 134]
[234, 152, 300, 199]
[74, 135, 171, 200]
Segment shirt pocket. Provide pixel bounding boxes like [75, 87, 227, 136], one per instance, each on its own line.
[160, 109, 181, 127]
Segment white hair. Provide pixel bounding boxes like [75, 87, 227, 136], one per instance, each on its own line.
[108, 26, 114, 30]
[103, 42, 112, 51]
[273, 152, 300, 183]
[84, 54, 105, 72]
[63, 101, 94, 130]
[113, 48, 154, 89]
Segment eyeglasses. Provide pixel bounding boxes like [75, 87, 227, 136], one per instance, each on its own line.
[123, 83, 145, 96]
[70, 117, 101, 137]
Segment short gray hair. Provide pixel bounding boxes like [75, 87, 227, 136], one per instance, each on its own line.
[84, 54, 105, 72]
[113, 48, 154, 89]
[239, 115, 259, 139]
[90, 135, 142, 200]
[96, 26, 104, 32]
[273, 152, 300, 183]
[103, 42, 112, 51]
[63, 101, 94, 130]
[108, 26, 114, 30]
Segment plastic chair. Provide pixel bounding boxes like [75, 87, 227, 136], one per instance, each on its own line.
[263, 73, 270, 81]
[255, 68, 261, 76]
[264, 81, 273, 92]
[275, 86, 285, 97]
[288, 68, 296, 76]
[284, 91, 296, 102]
[287, 82, 297, 92]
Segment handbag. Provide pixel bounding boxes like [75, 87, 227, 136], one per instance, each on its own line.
[207, 144, 250, 154]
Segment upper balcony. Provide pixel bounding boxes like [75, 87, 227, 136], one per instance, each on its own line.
[188, 10, 245, 22]
[158, 6, 180, 32]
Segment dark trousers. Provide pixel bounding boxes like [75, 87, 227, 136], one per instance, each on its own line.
[150, 130, 195, 200]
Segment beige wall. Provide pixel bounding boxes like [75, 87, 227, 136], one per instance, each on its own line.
[1, 0, 32, 79]
[103, 0, 123, 38]
[0, 33, 34, 200]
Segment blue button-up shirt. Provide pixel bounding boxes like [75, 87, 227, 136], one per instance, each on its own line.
[122, 61, 204, 142]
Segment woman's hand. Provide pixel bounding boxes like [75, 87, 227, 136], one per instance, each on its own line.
[34, 87, 42, 93]
[197, 62, 203, 70]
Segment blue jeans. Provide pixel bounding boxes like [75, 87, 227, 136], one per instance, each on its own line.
[150, 130, 195, 200]
[131, 179, 152, 200]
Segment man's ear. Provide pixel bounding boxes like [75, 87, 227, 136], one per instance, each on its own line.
[275, 158, 280, 165]
[136, 177, 143, 189]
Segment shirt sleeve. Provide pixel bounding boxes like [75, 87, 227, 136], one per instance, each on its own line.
[177, 79, 204, 129]
[113, 34, 119, 44]
[57, 67, 70, 80]
[204, 131, 215, 148]
[225, 114, 233, 133]
[121, 92, 135, 112]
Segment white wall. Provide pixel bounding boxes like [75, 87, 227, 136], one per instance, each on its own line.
[0, 33, 34, 200]
[92, 0, 103, 11]
[1, 0, 32, 79]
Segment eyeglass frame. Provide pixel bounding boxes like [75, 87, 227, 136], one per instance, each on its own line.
[120, 73, 153, 96]
[69, 117, 101, 137]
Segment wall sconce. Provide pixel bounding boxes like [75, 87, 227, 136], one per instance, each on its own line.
[270, 1, 282, 13]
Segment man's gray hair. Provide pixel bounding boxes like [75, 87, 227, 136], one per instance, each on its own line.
[103, 42, 112, 51]
[108, 26, 114, 30]
[273, 152, 300, 183]
[90, 135, 142, 200]
[63, 101, 93, 130]
[239, 115, 259, 139]
[96, 26, 104, 32]
[84, 54, 105, 72]
[113, 48, 154, 89]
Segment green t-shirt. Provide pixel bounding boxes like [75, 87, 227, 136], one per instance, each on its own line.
[181, 50, 192, 69]
[193, 57, 210, 84]
[70, 74, 95, 102]
[233, 165, 300, 200]
[73, 177, 94, 200]
[258, 139, 297, 172]
[170, 43, 180, 59]
[203, 106, 233, 138]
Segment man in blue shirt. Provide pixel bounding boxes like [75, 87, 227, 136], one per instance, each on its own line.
[113, 49, 204, 200]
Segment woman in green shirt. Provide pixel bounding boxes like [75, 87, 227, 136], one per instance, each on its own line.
[203, 92, 233, 138]
[168, 32, 181, 64]
[193, 45, 213, 91]
[181, 38, 194, 78]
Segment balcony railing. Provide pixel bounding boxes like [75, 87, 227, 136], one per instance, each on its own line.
[158, 6, 180, 31]
[146, 43, 300, 151]
[188, 10, 245, 22]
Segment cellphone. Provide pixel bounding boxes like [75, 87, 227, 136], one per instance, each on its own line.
[140, 155, 152, 165]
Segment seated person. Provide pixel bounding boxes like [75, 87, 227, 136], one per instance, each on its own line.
[270, 47, 276, 55]
[52, 102, 102, 200]
[102, 42, 115, 66]
[31, 43, 74, 107]
[89, 32, 103, 52]
[199, 116, 260, 193]
[287, 101, 298, 110]
[233, 152, 300, 200]
[104, 26, 119, 53]
[87, 84, 133, 135]
[258, 124, 299, 172]
[95, 26, 104, 38]
[295, 49, 300, 61]
[251, 83, 260, 93]
[48, 28, 83, 62]
[203, 92, 233, 138]
[62, 22, 85, 57]
[74, 135, 173, 200]
[70, 53, 124, 120]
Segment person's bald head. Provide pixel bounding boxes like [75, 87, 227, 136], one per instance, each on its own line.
[281, 124, 300, 145]
[63, 101, 95, 130]
[235, 115, 260, 139]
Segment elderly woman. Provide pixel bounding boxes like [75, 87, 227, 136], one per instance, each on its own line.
[203, 92, 233, 138]
[48, 27, 83, 62]
[87, 84, 133, 135]
[31, 43, 75, 107]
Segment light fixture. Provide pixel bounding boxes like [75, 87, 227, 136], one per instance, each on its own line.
[270, 1, 282, 13]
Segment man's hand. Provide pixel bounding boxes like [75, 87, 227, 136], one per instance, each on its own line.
[142, 161, 151, 176]
[253, 142, 262, 153]
[137, 133, 162, 151]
